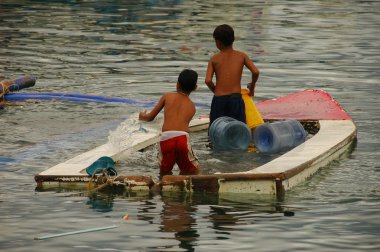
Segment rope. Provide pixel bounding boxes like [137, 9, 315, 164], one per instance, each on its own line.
[87, 168, 124, 192]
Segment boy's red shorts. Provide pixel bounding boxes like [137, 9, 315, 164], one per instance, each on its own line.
[159, 134, 199, 174]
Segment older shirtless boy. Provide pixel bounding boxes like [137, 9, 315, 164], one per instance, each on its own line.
[205, 24, 260, 125]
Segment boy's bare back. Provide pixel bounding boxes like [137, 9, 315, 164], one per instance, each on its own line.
[161, 92, 195, 132]
[139, 92, 195, 132]
[206, 48, 257, 96]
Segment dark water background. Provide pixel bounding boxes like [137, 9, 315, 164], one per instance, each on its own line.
[1, 0, 379, 251]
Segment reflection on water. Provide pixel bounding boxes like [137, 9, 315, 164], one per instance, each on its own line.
[87, 192, 115, 213]
[1, 0, 380, 251]
[81, 190, 292, 251]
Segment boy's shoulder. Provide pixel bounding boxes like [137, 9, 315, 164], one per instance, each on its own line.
[232, 49, 248, 57]
[211, 49, 247, 59]
[164, 92, 191, 100]
[164, 92, 194, 108]
[163, 92, 178, 98]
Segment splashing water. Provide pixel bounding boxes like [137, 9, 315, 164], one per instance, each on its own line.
[106, 113, 162, 175]
[107, 113, 162, 153]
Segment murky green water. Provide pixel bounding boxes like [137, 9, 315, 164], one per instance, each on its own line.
[1, 0, 379, 251]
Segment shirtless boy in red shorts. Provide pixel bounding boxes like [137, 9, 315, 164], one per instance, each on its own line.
[139, 69, 199, 175]
[205, 24, 260, 126]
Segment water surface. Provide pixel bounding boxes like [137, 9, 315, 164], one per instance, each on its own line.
[1, 0, 379, 251]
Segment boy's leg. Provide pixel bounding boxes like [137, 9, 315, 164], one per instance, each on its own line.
[209, 95, 228, 126]
[159, 138, 176, 174]
[175, 135, 199, 174]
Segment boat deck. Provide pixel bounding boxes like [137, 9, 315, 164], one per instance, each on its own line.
[35, 90, 357, 199]
[173, 119, 356, 196]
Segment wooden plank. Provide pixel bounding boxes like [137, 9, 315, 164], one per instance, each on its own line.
[38, 117, 210, 177]
[243, 120, 356, 174]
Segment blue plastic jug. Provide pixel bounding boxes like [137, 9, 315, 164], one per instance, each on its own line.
[209, 116, 251, 150]
[253, 119, 308, 154]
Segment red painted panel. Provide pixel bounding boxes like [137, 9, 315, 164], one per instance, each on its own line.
[256, 90, 352, 120]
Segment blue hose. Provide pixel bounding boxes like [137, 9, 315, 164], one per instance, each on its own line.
[1, 76, 210, 109]
[5, 92, 156, 107]
[8, 92, 140, 102]
[4, 92, 209, 108]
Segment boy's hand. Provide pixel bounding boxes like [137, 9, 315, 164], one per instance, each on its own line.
[139, 110, 148, 121]
[247, 82, 255, 96]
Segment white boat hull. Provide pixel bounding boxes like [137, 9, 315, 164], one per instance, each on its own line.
[35, 90, 357, 199]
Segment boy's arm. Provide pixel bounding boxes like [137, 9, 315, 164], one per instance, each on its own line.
[205, 60, 216, 93]
[244, 54, 260, 96]
[139, 95, 165, 121]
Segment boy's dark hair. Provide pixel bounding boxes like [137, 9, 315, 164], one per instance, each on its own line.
[213, 24, 235, 46]
[178, 69, 198, 93]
